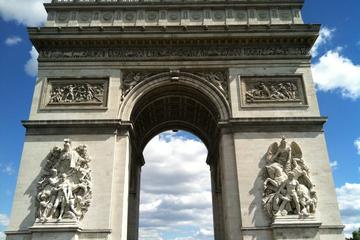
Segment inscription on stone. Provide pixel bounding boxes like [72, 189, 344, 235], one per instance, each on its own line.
[240, 76, 307, 107]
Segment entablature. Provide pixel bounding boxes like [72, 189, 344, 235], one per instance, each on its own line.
[29, 24, 319, 62]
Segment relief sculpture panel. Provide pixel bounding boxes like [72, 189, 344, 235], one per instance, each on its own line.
[42, 78, 109, 109]
[240, 75, 307, 107]
[262, 137, 317, 220]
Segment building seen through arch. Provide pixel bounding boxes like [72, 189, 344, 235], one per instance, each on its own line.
[5, 0, 345, 239]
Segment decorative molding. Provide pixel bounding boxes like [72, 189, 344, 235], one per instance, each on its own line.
[35, 139, 92, 223]
[120, 70, 228, 100]
[262, 137, 317, 220]
[44, 2, 304, 27]
[41, 78, 109, 110]
[240, 75, 307, 108]
[38, 45, 309, 62]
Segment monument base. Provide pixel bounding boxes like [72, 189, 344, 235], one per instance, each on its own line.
[29, 219, 80, 240]
[272, 215, 321, 240]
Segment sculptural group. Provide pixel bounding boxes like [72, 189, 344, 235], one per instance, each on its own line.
[36, 139, 92, 222]
[262, 137, 317, 219]
[246, 81, 299, 103]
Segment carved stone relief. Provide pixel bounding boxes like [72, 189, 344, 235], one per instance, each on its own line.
[195, 71, 228, 97]
[47, 6, 302, 28]
[39, 45, 309, 61]
[121, 70, 228, 101]
[43, 78, 108, 109]
[121, 71, 157, 101]
[262, 137, 317, 219]
[36, 139, 92, 223]
[240, 76, 307, 107]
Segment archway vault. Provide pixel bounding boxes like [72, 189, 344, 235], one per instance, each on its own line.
[120, 70, 231, 159]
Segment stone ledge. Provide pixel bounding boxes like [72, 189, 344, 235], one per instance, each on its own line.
[220, 117, 327, 132]
[271, 215, 322, 229]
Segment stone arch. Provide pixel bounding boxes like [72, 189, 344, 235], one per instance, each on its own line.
[123, 71, 230, 239]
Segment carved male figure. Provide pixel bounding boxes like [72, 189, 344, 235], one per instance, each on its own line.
[276, 172, 301, 216]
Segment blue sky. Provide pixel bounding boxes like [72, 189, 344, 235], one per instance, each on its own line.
[0, 0, 360, 239]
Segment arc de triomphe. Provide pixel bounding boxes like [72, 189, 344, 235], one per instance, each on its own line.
[6, 0, 345, 239]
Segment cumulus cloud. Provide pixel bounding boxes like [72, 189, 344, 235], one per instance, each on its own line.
[140, 132, 213, 240]
[311, 49, 360, 99]
[330, 161, 338, 169]
[24, 46, 39, 77]
[4, 36, 22, 46]
[0, 232, 5, 240]
[0, 214, 9, 227]
[311, 27, 335, 58]
[336, 183, 360, 237]
[355, 138, 360, 155]
[0, 0, 50, 26]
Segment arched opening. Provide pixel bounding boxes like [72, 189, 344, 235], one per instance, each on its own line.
[125, 72, 229, 240]
[139, 130, 213, 239]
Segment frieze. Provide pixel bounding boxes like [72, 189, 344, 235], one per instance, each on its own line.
[240, 75, 307, 108]
[42, 78, 109, 109]
[39, 45, 309, 61]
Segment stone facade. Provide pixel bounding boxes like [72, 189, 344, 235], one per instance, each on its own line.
[6, 0, 344, 240]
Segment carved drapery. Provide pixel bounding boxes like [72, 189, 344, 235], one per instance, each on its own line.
[262, 137, 317, 219]
[36, 139, 92, 222]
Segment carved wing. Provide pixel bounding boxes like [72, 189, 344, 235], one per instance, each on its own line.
[266, 142, 278, 162]
[291, 141, 302, 159]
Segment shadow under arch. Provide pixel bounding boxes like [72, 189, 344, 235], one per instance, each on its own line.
[122, 71, 230, 240]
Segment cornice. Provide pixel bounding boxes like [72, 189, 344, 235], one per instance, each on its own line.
[219, 117, 327, 132]
[45, 0, 304, 10]
[28, 24, 320, 47]
[22, 117, 327, 135]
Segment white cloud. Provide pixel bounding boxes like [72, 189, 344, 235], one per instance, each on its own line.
[139, 132, 213, 240]
[139, 228, 164, 240]
[355, 138, 360, 155]
[24, 46, 39, 77]
[0, 232, 5, 240]
[0, 214, 9, 227]
[4, 36, 22, 46]
[0, 163, 15, 175]
[312, 49, 360, 99]
[311, 27, 335, 58]
[0, 0, 50, 26]
[330, 161, 338, 169]
[336, 183, 360, 237]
